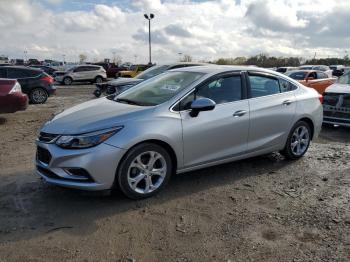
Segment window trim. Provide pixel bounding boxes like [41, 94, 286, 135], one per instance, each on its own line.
[170, 71, 247, 112]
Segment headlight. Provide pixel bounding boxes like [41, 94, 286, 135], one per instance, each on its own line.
[55, 126, 123, 149]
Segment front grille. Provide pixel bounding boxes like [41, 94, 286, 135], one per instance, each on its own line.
[37, 146, 52, 165]
[38, 132, 59, 143]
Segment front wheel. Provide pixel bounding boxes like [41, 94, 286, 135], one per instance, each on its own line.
[116, 143, 173, 199]
[63, 77, 72, 85]
[93, 89, 101, 97]
[29, 88, 48, 104]
[281, 121, 311, 160]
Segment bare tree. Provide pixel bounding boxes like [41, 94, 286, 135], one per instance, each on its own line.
[79, 54, 87, 64]
[180, 54, 193, 62]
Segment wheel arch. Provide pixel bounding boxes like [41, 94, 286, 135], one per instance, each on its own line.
[115, 139, 178, 181]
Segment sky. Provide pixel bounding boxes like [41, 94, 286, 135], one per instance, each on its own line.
[1, 0, 349, 64]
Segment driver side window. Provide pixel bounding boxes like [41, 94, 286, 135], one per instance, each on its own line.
[177, 74, 242, 111]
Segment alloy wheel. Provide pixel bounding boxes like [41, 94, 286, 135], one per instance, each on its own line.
[32, 89, 47, 104]
[127, 151, 167, 194]
[290, 126, 310, 156]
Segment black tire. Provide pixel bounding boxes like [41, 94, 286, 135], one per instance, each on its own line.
[95, 76, 103, 84]
[29, 88, 48, 104]
[281, 121, 311, 160]
[116, 143, 173, 199]
[93, 89, 102, 97]
[63, 77, 73, 86]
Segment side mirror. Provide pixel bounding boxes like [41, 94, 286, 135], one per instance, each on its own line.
[306, 77, 314, 82]
[190, 98, 216, 117]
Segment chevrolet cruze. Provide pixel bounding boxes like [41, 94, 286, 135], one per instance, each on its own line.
[36, 66, 323, 199]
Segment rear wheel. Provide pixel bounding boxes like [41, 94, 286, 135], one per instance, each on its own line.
[29, 88, 48, 104]
[116, 143, 173, 199]
[63, 77, 72, 85]
[95, 76, 103, 84]
[281, 121, 311, 160]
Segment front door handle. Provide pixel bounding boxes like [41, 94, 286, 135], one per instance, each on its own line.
[282, 100, 293, 106]
[233, 110, 247, 117]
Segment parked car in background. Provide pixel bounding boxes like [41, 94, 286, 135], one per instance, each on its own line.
[323, 72, 350, 127]
[0, 79, 28, 113]
[276, 67, 298, 73]
[299, 65, 333, 78]
[117, 64, 151, 78]
[285, 70, 336, 94]
[329, 65, 345, 77]
[36, 66, 322, 199]
[54, 65, 107, 85]
[30, 65, 57, 76]
[12, 59, 25, 65]
[93, 62, 207, 97]
[0, 55, 9, 65]
[27, 59, 41, 66]
[93, 62, 129, 78]
[0, 66, 55, 104]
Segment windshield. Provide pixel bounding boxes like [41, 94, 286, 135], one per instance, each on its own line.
[115, 71, 204, 106]
[337, 72, 350, 85]
[285, 71, 307, 80]
[136, 65, 169, 80]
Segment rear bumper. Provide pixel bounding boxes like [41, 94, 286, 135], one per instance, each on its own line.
[323, 116, 350, 127]
[0, 93, 28, 113]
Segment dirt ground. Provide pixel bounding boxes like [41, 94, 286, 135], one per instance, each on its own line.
[0, 85, 349, 262]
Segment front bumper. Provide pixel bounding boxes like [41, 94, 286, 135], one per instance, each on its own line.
[35, 141, 126, 191]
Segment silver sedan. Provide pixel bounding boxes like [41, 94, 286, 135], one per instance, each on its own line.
[36, 66, 323, 199]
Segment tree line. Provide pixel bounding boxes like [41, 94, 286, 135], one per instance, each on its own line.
[211, 54, 350, 68]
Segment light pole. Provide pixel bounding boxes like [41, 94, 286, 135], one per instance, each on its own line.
[144, 13, 154, 65]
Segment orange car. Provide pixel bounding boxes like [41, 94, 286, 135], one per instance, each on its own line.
[285, 70, 336, 94]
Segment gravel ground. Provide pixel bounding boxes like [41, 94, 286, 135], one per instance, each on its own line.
[0, 84, 349, 262]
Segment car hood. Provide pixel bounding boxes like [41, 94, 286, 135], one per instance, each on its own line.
[41, 98, 154, 135]
[108, 77, 142, 86]
[325, 83, 350, 94]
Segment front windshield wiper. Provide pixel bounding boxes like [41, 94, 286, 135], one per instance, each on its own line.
[115, 98, 156, 106]
[116, 98, 141, 105]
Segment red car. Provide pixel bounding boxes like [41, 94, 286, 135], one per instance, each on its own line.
[0, 79, 28, 113]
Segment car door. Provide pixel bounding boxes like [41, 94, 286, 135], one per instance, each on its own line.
[72, 66, 85, 80]
[179, 72, 250, 168]
[247, 72, 297, 153]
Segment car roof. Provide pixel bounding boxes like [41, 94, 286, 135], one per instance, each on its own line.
[169, 65, 279, 75]
[0, 65, 42, 71]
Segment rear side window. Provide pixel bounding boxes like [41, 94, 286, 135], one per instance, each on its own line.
[249, 75, 280, 98]
[0, 68, 6, 78]
[7, 68, 39, 78]
[279, 78, 298, 92]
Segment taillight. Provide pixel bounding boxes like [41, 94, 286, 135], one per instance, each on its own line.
[9, 82, 22, 94]
[319, 94, 324, 104]
[41, 75, 54, 84]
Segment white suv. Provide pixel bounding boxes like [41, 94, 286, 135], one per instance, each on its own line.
[55, 65, 107, 85]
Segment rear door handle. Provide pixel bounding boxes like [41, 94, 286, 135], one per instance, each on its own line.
[282, 100, 293, 106]
[233, 110, 247, 117]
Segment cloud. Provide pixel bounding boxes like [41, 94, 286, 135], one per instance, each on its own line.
[164, 24, 191, 38]
[1, 0, 350, 63]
